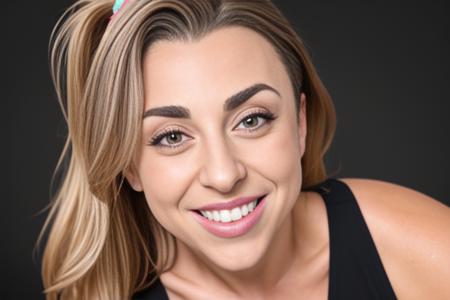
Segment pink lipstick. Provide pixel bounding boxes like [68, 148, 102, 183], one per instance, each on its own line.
[190, 195, 267, 238]
[195, 195, 263, 211]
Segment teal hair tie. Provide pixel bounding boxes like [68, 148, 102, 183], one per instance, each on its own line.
[112, 0, 130, 16]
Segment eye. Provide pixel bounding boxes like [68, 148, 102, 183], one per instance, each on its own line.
[234, 110, 277, 132]
[148, 110, 277, 149]
[148, 128, 191, 149]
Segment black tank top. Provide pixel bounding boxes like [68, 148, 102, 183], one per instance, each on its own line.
[133, 178, 398, 299]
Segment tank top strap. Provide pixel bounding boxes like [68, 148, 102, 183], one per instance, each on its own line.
[304, 178, 397, 299]
[132, 276, 169, 300]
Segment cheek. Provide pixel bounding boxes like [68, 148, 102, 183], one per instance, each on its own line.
[243, 125, 302, 185]
[138, 155, 196, 222]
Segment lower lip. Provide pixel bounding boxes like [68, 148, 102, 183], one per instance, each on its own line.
[190, 196, 267, 238]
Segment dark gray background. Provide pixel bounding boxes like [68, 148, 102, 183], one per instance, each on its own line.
[3, 0, 449, 299]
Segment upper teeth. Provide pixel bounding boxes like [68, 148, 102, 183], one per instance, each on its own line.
[200, 199, 258, 223]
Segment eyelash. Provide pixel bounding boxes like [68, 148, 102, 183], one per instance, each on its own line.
[148, 110, 277, 149]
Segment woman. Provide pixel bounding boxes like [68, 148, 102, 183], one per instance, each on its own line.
[38, 0, 450, 299]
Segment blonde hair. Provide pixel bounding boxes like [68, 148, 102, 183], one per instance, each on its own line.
[36, 0, 336, 299]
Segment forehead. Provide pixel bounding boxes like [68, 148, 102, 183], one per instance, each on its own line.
[142, 26, 290, 109]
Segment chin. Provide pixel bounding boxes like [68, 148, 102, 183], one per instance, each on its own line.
[210, 253, 264, 272]
[201, 234, 270, 272]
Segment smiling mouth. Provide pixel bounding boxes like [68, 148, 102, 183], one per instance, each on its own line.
[193, 195, 265, 223]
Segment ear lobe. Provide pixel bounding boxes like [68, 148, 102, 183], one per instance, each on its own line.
[123, 164, 143, 192]
[298, 92, 307, 157]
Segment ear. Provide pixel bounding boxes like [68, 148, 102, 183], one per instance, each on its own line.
[298, 92, 307, 158]
[123, 162, 143, 192]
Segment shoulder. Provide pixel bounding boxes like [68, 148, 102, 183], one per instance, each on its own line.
[338, 177, 450, 299]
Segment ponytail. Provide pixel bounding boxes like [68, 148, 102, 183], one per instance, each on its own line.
[37, 1, 142, 299]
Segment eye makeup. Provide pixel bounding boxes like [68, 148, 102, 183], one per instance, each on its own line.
[149, 127, 189, 149]
[147, 108, 277, 150]
[234, 109, 276, 132]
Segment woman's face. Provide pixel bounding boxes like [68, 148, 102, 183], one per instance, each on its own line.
[125, 26, 307, 271]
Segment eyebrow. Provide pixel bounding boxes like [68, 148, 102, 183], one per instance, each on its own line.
[142, 83, 280, 119]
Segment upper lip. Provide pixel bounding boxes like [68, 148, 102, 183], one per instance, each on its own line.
[194, 194, 265, 211]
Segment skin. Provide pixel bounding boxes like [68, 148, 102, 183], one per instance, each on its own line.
[124, 26, 450, 299]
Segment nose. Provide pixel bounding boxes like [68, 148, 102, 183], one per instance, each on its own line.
[198, 136, 247, 193]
